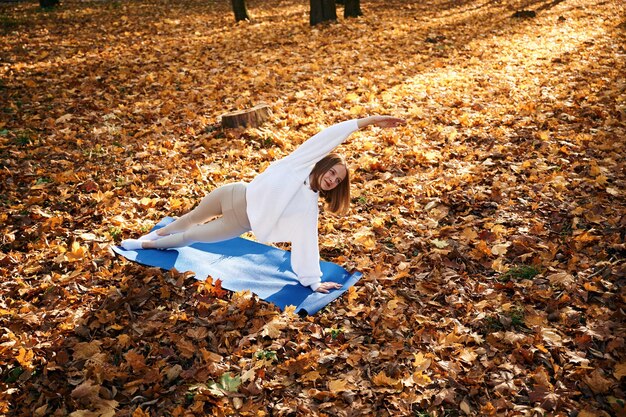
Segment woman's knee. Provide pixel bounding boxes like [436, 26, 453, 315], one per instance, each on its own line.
[188, 187, 226, 223]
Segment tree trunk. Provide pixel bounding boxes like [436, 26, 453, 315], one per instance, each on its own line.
[344, 0, 362, 18]
[231, 0, 250, 22]
[221, 104, 272, 129]
[310, 0, 337, 26]
[40, 0, 59, 8]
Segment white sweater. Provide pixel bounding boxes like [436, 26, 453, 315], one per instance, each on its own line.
[246, 119, 360, 291]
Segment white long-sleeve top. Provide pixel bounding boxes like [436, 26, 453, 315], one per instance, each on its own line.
[246, 119, 360, 291]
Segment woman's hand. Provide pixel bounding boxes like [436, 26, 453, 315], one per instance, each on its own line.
[315, 282, 343, 294]
[357, 115, 407, 129]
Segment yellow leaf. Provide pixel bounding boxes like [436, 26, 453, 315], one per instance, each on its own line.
[371, 217, 385, 228]
[16, 347, 34, 367]
[460, 398, 471, 414]
[541, 328, 563, 345]
[241, 368, 256, 383]
[55, 113, 73, 124]
[372, 371, 403, 390]
[387, 298, 402, 310]
[73, 341, 101, 361]
[491, 257, 509, 273]
[460, 227, 478, 241]
[79, 232, 97, 241]
[362, 140, 375, 151]
[548, 272, 575, 287]
[444, 126, 458, 141]
[431, 239, 449, 249]
[614, 362, 626, 379]
[66, 241, 87, 262]
[458, 348, 478, 364]
[283, 305, 297, 316]
[261, 319, 285, 339]
[345, 92, 360, 102]
[349, 104, 364, 115]
[412, 352, 431, 372]
[68, 410, 99, 417]
[353, 227, 376, 250]
[34, 405, 48, 417]
[328, 379, 349, 393]
[139, 197, 156, 208]
[169, 197, 186, 211]
[491, 224, 507, 236]
[491, 242, 510, 256]
[301, 370, 321, 382]
[606, 187, 620, 196]
[414, 371, 432, 386]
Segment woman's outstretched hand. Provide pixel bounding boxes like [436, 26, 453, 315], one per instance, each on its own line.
[357, 115, 407, 129]
[315, 282, 343, 294]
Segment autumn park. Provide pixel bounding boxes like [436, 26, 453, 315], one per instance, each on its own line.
[1, 0, 625, 415]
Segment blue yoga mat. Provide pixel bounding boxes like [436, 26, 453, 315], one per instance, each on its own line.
[112, 218, 362, 315]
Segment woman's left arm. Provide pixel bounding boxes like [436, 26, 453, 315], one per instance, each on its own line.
[357, 116, 407, 129]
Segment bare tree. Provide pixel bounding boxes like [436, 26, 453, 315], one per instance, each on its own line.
[310, 0, 337, 26]
[231, 0, 250, 22]
[343, 0, 362, 18]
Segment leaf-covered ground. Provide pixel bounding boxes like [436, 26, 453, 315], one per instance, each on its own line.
[1, 0, 625, 415]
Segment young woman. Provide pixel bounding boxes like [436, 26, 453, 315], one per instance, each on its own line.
[121, 115, 406, 293]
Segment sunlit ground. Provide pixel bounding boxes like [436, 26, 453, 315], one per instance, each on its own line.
[1, 0, 625, 415]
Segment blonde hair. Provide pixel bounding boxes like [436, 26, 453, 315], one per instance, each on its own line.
[310, 153, 350, 214]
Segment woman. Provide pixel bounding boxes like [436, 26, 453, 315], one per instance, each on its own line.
[122, 115, 406, 293]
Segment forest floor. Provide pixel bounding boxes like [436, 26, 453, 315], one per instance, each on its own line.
[0, 0, 625, 416]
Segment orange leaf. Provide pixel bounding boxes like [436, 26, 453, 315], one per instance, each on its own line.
[16, 347, 34, 368]
[583, 282, 601, 292]
[124, 350, 147, 371]
[212, 279, 228, 298]
[66, 241, 87, 262]
[132, 408, 151, 417]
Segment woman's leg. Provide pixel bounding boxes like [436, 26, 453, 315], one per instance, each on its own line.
[148, 185, 229, 238]
[121, 183, 250, 251]
[142, 216, 247, 249]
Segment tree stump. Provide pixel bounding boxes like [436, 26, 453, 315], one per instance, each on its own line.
[221, 104, 271, 129]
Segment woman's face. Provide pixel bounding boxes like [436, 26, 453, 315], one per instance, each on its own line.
[319, 163, 347, 191]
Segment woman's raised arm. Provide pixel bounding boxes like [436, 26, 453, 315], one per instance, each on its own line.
[357, 115, 407, 129]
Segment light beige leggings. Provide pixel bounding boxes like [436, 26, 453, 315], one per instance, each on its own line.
[144, 183, 251, 249]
